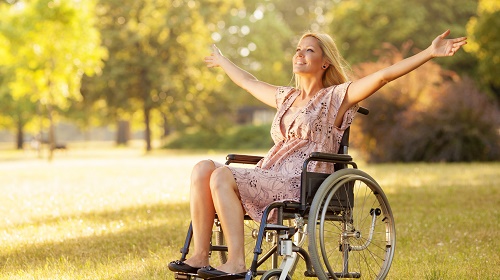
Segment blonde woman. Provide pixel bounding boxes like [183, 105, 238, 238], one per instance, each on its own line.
[169, 30, 466, 278]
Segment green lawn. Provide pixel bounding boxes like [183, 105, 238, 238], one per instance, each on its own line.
[0, 147, 499, 279]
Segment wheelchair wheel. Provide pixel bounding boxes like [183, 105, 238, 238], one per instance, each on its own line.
[307, 169, 395, 280]
[261, 268, 292, 280]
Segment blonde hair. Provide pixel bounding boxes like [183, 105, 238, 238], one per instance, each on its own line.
[294, 32, 350, 89]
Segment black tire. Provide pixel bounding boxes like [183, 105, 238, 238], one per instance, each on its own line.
[261, 268, 292, 280]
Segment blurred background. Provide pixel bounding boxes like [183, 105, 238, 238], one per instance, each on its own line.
[0, 0, 499, 162]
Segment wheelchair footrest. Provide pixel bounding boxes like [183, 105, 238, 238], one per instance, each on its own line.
[204, 274, 248, 280]
[174, 272, 201, 280]
[264, 224, 293, 231]
[175, 272, 248, 280]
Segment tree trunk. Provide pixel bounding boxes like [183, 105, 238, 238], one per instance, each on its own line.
[144, 105, 152, 151]
[47, 104, 55, 161]
[16, 120, 24, 150]
[116, 120, 130, 146]
[161, 112, 170, 146]
[138, 63, 152, 152]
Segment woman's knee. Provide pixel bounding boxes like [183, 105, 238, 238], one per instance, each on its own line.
[209, 167, 236, 194]
[191, 160, 216, 185]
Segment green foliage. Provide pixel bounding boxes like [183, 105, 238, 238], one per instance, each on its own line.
[84, 0, 242, 149]
[465, 0, 500, 97]
[220, 124, 273, 150]
[327, 0, 477, 74]
[164, 124, 272, 150]
[0, 0, 498, 161]
[0, 0, 105, 151]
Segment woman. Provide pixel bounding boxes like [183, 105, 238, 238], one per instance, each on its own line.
[169, 30, 467, 278]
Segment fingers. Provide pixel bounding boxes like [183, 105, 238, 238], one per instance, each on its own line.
[204, 52, 219, 68]
[440, 29, 451, 39]
[204, 55, 216, 68]
[451, 37, 467, 52]
[448, 40, 467, 56]
[205, 44, 222, 67]
[454, 37, 468, 44]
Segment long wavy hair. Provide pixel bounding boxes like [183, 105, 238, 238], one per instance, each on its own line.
[294, 32, 350, 90]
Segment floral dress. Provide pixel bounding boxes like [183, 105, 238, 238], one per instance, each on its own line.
[216, 81, 358, 222]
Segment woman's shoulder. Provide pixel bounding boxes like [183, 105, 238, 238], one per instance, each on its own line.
[326, 81, 352, 90]
[325, 81, 352, 95]
[276, 86, 297, 99]
[276, 86, 297, 108]
[277, 86, 296, 94]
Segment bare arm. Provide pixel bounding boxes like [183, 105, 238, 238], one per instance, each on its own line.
[205, 44, 277, 107]
[335, 30, 467, 127]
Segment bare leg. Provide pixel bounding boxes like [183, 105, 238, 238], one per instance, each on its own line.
[210, 167, 246, 273]
[183, 160, 217, 268]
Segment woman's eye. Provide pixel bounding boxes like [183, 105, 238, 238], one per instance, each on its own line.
[307, 49, 314, 52]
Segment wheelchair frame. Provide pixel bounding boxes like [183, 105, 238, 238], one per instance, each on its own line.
[174, 107, 396, 280]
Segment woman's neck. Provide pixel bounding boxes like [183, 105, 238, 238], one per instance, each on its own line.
[299, 78, 323, 99]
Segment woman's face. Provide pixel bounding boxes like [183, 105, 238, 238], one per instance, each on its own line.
[293, 36, 325, 76]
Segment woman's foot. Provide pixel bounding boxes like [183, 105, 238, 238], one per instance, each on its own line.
[216, 262, 247, 274]
[197, 266, 247, 279]
[168, 255, 209, 274]
[168, 260, 201, 274]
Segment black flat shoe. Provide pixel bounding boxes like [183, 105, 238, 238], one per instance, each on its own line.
[168, 260, 201, 274]
[197, 266, 246, 279]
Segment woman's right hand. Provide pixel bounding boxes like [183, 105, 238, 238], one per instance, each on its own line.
[203, 43, 278, 107]
[204, 44, 223, 68]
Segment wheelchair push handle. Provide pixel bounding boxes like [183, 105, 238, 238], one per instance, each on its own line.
[357, 106, 369, 115]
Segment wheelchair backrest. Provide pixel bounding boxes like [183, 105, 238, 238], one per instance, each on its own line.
[298, 107, 369, 210]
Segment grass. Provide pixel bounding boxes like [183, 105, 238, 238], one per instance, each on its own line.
[0, 146, 499, 279]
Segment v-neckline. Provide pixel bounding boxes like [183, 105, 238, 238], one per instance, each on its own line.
[278, 88, 325, 138]
[288, 87, 324, 113]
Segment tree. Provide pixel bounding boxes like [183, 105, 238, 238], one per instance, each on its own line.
[208, 0, 294, 108]
[465, 0, 500, 98]
[0, 0, 106, 158]
[84, 0, 242, 151]
[325, 0, 477, 74]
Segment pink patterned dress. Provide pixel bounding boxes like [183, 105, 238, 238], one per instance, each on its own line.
[217, 82, 358, 222]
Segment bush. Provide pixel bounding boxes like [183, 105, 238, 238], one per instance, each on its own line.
[219, 124, 273, 150]
[351, 44, 500, 162]
[163, 129, 223, 149]
[163, 124, 273, 150]
[400, 77, 500, 162]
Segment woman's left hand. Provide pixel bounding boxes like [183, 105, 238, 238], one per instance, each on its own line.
[430, 30, 467, 58]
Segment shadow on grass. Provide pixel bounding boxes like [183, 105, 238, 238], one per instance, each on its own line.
[1, 202, 191, 278]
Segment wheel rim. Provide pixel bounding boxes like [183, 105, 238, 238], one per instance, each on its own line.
[261, 268, 292, 280]
[308, 169, 396, 280]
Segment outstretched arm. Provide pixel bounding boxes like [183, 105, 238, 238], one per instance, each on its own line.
[205, 44, 278, 107]
[335, 30, 467, 127]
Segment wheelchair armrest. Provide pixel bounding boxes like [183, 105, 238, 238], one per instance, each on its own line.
[308, 152, 353, 162]
[303, 152, 356, 171]
[226, 154, 264, 165]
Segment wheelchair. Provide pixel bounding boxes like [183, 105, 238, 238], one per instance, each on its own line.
[174, 107, 396, 280]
